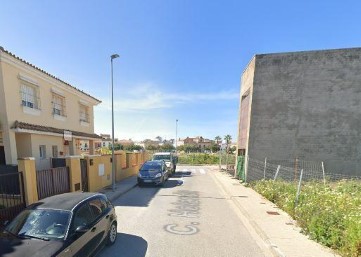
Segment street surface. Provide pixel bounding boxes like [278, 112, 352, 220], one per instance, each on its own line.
[98, 166, 270, 257]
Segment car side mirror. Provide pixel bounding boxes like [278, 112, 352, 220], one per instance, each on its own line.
[75, 225, 88, 233]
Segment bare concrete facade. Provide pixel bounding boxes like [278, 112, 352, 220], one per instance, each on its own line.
[237, 48, 361, 176]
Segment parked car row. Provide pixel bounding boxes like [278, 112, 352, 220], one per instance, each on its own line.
[137, 152, 178, 187]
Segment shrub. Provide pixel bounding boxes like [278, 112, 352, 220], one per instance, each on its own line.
[178, 153, 236, 165]
[251, 179, 361, 257]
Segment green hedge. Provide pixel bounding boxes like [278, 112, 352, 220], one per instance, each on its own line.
[251, 180, 361, 257]
[178, 153, 235, 165]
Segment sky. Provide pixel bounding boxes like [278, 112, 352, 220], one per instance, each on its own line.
[1, 1, 361, 142]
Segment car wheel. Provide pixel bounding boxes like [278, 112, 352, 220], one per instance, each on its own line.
[106, 222, 117, 246]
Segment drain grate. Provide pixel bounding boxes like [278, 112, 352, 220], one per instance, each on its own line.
[266, 211, 280, 215]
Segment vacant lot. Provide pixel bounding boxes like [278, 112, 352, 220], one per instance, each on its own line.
[251, 179, 361, 257]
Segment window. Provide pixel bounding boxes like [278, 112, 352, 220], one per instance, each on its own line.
[52, 93, 66, 116]
[39, 145, 46, 159]
[6, 209, 70, 240]
[52, 145, 58, 158]
[79, 104, 89, 123]
[71, 204, 93, 231]
[20, 84, 40, 109]
[88, 198, 105, 219]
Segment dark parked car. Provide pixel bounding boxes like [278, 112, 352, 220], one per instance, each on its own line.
[137, 160, 169, 186]
[0, 192, 117, 257]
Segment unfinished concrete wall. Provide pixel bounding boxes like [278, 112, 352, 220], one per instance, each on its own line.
[247, 48, 361, 175]
[238, 57, 255, 151]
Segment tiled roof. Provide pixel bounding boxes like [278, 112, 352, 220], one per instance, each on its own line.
[0, 46, 101, 103]
[11, 121, 101, 139]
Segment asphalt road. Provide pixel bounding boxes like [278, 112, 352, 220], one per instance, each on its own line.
[98, 166, 269, 257]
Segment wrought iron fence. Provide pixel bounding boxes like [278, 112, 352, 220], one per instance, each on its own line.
[0, 172, 26, 227]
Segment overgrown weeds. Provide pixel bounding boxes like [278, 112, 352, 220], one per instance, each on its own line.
[250, 179, 361, 257]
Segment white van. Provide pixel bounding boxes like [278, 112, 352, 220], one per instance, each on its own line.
[152, 152, 177, 175]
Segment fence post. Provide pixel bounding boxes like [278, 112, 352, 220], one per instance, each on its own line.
[17, 158, 38, 205]
[294, 158, 298, 181]
[295, 169, 304, 207]
[66, 156, 82, 192]
[321, 161, 326, 185]
[273, 165, 280, 181]
[218, 150, 221, 170]
[263, 157, 267, 180]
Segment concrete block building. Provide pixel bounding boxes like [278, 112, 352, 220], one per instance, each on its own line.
[237, 47, 361, 177]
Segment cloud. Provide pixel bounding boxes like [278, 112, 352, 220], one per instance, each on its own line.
[98, 83, 239, 112]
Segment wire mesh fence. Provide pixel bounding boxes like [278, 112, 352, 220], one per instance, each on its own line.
[244, 156, 361, 182]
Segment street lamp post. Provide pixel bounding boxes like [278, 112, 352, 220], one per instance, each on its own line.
[111, 54, 119, 191]
[175, 119, 178, 153]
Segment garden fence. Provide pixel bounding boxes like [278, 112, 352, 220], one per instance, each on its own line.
[244, 156, 361, 183]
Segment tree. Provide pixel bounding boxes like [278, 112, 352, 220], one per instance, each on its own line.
[109, 143, 122, 151]
[146, 145, 159, 151]
[124, 144, 144, 152]
[224, 135, 232, 148]
[224, 135, 232, 169]
[229, 146, 237, 154]
[160, 143, 175, 151]
[211, 143, 220, 153]
[184, 144, 200, 153]
[215, 136, 222, 145]
[156, 136, 162, 142]
[176, 145, 183, 151]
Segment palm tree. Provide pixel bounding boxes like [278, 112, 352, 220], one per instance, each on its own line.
[215, 136, 222, 169]
[224, 135, 232, 171]
[214, 136, 221, 145]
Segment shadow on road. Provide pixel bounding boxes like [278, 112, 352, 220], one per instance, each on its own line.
[99, 233, 148, 257]
[172, 171, 192, 178]
[162, 179, 184, 188]
[113, 179, 183, 207]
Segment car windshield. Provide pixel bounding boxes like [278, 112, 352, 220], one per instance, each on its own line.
[5, 209, 71, 241]
[153, 155, 170, 161]
[141, 162, 161, 170]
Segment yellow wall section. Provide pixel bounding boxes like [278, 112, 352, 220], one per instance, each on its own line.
[19, 152, 149, 204]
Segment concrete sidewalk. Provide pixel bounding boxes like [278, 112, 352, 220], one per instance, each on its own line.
[211, 170, 340, 257]
[99, 175, 138, 202]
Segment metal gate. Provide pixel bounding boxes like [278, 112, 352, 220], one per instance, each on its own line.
[80, 159, 88, 192]
[0, 172, 26, 227]
[37, 167, 70, 200]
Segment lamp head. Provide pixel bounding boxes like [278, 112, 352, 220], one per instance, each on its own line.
[111, 54, 119, 60]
